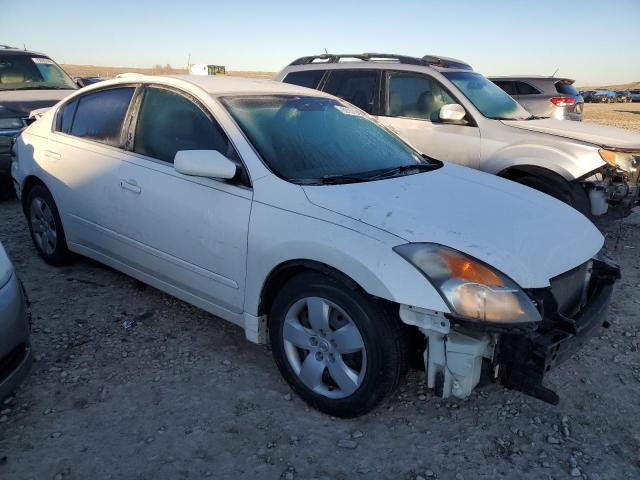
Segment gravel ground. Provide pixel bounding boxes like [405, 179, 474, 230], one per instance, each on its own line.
[1, 108, 639, 480]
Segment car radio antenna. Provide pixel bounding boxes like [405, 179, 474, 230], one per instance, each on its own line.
[551, 67, 559, 77]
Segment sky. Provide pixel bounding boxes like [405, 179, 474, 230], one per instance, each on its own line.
[1, 0, 638, 86]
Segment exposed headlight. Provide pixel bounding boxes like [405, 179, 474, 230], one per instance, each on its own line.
[0, 117, 24, 130]
[394, 243, 542, 324]
[599, 149, 640, 172]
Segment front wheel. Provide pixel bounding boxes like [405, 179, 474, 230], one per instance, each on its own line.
[514, 175, 592, 218]
[268, 272, 409, 417]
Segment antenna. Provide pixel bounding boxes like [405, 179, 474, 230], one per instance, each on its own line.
[324, 48, 328, 54]
[551, 67, 559, 77]
[23, 43, 26, 50]
[187, 52, 191, 71]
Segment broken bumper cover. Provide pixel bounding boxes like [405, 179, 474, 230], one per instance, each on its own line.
[497, 255, 620, 404]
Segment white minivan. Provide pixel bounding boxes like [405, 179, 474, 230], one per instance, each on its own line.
[12, 75, 619, 417]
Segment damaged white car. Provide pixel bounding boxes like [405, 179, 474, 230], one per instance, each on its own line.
[12, 76, 619, 417]
[277, 53, 640, 217]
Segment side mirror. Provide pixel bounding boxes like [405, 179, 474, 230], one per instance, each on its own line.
[439, 103, 467, 124]
[174, 150, 237, 179]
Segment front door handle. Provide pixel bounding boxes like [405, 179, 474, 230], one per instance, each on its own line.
[119, 179, 141, 194]
[44, 150, 61, 160]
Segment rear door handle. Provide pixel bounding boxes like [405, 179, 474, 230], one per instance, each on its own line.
[119, 179, 141, 194]
[44, 150, 61, 160]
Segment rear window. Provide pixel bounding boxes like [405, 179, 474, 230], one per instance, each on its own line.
[282, 70, 325, 89]
[555, 82, 578, 96]
[68, 87, 134, 146]
[493, 80, 517, 95]
[516, 82, 540, 95]
[322, 70, 379, 114]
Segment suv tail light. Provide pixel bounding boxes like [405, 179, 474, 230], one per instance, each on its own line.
[550, 97, 576, 107]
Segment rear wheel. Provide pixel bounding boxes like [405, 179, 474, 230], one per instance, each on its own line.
[514, 174, 592, 218]
[26, 184, 72, 265]
[268, 271, 409, 417]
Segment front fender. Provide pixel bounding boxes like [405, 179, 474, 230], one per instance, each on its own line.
[482, 139, 605, 181]
[244, 201, 450, 317]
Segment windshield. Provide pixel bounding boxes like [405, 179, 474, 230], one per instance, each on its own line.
[0, 55, 77, 91]
[443, 71, 531, 120]
[221, 95, 433, 183]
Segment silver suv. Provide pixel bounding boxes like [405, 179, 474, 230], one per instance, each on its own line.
[277, 53, 639, 217]
[490, 76, 583, 121]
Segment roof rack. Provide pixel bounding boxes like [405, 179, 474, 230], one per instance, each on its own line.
[289, 52, 473, 70]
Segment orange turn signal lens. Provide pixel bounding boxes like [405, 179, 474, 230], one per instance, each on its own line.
[598, 149, 617, 167]
[441, 251, 504, 287]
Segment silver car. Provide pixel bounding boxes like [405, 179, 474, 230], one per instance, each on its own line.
[0, 241, 32, 400]
[490, 76, 583, 121]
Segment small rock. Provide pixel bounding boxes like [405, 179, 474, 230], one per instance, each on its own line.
[351, 430, 364, 439]
[570, 467, 581, 477]
[222, 359, 232, 366]
[424, 469, 435, 478]
[547, 434, 561, 445]
[283, 393, 292, 401]
[418, 395, 427, 401]
[51, 432, 62, 438]
[416, 476, 426, 480]
[337, 439, 358, 449]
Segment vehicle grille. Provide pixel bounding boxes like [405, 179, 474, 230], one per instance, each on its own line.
[0, 343, 27, 383]
[549, 261, 592, 317]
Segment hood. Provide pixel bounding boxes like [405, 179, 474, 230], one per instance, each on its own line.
[0, 89, 74, 118]
[502, 118, 640, 151]
[302, 163, 603, 288]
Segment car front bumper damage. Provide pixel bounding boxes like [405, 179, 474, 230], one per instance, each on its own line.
[400, 253, 620, 405]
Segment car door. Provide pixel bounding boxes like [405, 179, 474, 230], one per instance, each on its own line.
[115, 85, 252, 314]
[45, 86, 136, 250]
[376, 71, 480, 168]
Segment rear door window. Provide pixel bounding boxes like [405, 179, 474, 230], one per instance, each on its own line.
[555, 82, 578, 96]
[321, 70, 379, 114]
[133, 87, 230, 164]
[493, 81, 517, 95]
[69, 87, 135, 146]
[56, 98, 78, 134]
[515, 82, 540, 95]
[384, 71, 455, 121]
[282, 70, 326, 89]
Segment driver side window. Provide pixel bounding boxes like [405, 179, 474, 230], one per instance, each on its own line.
[133, 87, 230, 164]
[384, 71, 455, 122]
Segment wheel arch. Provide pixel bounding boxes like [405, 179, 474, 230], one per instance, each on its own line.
[20, 175, 48, 214]
[258, 259, 365, 318]
[497, 164, 574, 185]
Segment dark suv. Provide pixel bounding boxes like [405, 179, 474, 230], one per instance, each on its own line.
[0, 46, 77, 199]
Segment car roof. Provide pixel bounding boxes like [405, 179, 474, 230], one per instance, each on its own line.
[0, 46, 51, 57]
[83, 74, 332, 97]
[489, 75, 575, 84]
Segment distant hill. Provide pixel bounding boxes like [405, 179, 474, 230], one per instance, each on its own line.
[577, 81, 640, 90]
[61, 64, 275, 80]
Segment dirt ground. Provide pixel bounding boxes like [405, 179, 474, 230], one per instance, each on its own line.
[0, 106, 639, 480]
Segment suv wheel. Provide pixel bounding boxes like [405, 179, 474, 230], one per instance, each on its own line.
[515, 175, 592, 218]
[26, 184, 72, 265]
[268, 271, 409, 417]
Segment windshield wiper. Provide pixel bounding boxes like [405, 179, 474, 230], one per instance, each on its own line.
[366, 163, 440, 180]
[0, 85, 73, 91]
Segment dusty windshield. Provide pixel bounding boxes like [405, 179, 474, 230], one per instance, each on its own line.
[443, 71, 531, 120]
[221, 95, 439, 184]
[0, 55, 77, 91]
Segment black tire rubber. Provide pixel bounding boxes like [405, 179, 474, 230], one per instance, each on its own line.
[25, 184, 72, 266]
[268, 271, 409, 418]
[514, 174, 592, 219]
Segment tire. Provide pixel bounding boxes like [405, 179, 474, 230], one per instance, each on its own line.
[26, 184, 72, 265]
[514, 174, 592, 218]
[268, 271, 409, 417]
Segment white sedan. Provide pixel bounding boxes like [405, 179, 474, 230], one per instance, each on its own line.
[11, 75, 619, 417]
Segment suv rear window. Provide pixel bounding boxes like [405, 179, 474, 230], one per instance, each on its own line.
[515, 82, 540, 95]
[283, 70, 325, 89]
[555, 82, 578, 96]
[321, 70, 378, 114]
